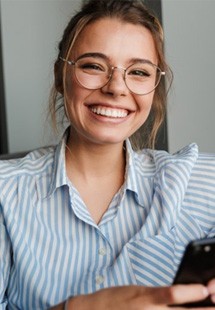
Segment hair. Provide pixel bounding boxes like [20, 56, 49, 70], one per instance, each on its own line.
[49, 0, 172, 150]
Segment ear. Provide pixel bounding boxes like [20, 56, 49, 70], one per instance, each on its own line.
[54, 63, 64, 94]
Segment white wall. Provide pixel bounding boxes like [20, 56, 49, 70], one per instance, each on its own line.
[1, 0, 81, 153]
[162, 0, 215, 153]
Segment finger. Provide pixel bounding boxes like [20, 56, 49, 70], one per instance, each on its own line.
[208, 279, 215, 295]
[210, 294, 215, 304]
[164, 284, 209, 305]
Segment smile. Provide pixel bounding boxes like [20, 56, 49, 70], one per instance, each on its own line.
[90, 106, 128, 118]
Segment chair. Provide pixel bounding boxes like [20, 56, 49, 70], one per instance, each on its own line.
[0, 151, 28, 160]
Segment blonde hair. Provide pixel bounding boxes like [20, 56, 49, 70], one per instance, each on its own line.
[49, 0, 172, 149]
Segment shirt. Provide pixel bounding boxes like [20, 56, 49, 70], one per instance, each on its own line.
[1, 135, 215, 309]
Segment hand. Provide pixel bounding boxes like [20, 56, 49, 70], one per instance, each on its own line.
[65, 284, 211, 309]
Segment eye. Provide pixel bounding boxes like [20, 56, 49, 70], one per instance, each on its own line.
[128, 69, 151, 77]
[77, 61, 107, 75]
[126, 62, 157, 80]
[81, 63, 103, 70]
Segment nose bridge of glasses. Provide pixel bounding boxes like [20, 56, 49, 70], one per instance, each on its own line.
[109, 66, 126, 81]
[111, 66, 126, 73]
[103, 65, 128, 93]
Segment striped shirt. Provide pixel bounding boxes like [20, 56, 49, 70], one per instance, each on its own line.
[1, 134, 215, 309]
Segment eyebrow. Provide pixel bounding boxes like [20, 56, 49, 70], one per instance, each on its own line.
[76, 52, 109, 61]
[129, 58, 156, 66]
[76, 53, 156, 66]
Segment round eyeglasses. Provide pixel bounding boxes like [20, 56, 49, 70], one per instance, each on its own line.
[60, 56, 165, 95]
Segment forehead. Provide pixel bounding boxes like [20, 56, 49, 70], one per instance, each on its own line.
[71, 18, 157, 64]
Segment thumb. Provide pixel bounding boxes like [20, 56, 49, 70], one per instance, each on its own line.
[166, 284, 209, 306]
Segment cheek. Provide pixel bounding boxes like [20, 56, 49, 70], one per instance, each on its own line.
[64, 78, 92, 120]
[64, 76, 82, 107]
[65, 73, 75, 97]
[136, 92, 154, 112]
[63, 78, 80, 122]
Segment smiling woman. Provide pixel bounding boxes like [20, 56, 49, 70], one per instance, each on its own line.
[1, 1, 215, 310]
[51, 3, 170, 151]
[56, 18, 160, 149]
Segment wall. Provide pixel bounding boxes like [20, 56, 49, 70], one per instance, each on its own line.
[1, 0, 81, 153]
[162, 0, 215, 153]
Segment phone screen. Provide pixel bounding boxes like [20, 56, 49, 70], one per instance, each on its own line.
[172, 237, 215, 308]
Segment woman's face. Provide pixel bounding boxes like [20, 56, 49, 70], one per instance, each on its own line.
[64, 17, 158, 147]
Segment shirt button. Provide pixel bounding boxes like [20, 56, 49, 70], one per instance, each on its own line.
[96, 275, 104, 285]
[98, 248, 106, 256]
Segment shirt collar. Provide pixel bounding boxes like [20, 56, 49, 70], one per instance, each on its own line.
[43, 131, 69, 199]
[40, 132, 198, 208]
[124, 139, 156, 207]
[43, 137, 139, 200]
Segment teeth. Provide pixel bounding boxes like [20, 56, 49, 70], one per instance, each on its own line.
[90, 106, 128, 118]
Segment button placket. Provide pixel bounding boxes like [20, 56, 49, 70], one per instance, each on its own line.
[98, 247, 107, 256]
[95, 275, 104, 285]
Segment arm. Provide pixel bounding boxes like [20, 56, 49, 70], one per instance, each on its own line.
[50, 284, 212, 309]
[0, 203, 12, 309]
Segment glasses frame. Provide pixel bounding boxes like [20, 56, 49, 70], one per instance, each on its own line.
[60, 56, 165, 95]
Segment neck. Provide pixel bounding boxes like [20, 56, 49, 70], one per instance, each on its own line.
[65, 128, 127, 224]
[65, 132, 126, 181]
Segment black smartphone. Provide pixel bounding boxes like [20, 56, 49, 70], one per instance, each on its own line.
[172, 237, 215, 308]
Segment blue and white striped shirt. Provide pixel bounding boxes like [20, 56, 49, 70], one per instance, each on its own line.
[1, 134, 215, 309]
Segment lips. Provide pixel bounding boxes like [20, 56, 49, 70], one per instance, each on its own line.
[89, 105, 129, 118]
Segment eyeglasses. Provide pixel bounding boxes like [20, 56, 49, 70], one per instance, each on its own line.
[60, 56, 165, 95]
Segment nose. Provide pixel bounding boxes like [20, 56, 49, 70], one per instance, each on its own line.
[101, 67, 129, 96]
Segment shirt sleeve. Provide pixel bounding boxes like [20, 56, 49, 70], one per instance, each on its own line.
[0, 202, 12, 309]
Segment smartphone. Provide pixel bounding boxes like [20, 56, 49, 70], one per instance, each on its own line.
[172, 237, 215, 308]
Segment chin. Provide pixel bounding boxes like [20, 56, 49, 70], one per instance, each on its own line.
[89, 135, 126, 146]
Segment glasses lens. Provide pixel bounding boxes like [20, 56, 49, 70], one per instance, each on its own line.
[125, 62, 162, 95]
[74, 57, 109, 89]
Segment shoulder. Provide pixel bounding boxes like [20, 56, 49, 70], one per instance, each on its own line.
[0, 145, 58, 203]
[194, 151, 215, 170]
[135, 143, 215, 184]
[132, 143, 215, 201]
[187, 151, 215, 195]
[0, 145, 56, 182]
[132, 143, 199, 176]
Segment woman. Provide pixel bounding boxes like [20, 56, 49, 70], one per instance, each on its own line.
[1, 0, 215, 309]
